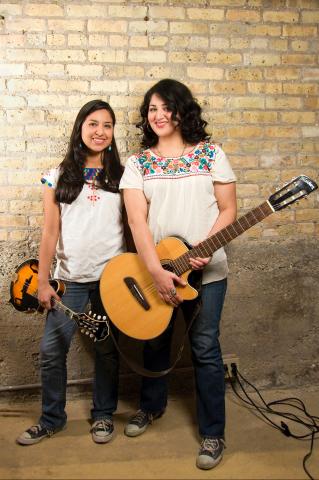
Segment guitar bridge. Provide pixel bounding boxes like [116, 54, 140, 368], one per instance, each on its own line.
[123, 277, 150, 311]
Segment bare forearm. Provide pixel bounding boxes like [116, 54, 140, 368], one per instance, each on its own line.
[128, 220, 162, 276]
[207, 208, 237, 237]
[38, 231, 58, 284]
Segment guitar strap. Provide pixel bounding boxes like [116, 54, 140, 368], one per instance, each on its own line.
[107, 270, 203, 378]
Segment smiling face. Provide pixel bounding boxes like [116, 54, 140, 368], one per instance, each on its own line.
[147, 93, 179, 139]
[81, 109, 114, 155]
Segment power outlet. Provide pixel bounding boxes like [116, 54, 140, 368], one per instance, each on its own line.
[223, 354, 239, 380]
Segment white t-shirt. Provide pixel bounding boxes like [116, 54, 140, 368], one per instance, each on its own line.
[120, 141, 236, 284]
[41, 167, 125, 282]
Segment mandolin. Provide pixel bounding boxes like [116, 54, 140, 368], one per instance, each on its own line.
[99, 175, 317, 340]
[10, 259, 109, 342]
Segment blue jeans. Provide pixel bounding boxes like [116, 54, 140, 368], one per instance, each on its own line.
[140, 278, 227, 439]
[39, 281, 119, 431]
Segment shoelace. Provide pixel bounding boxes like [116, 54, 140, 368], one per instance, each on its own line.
[29, 424, 53, 436]
[93, 419, 112, 432]
[132, 410, 151, 426]
[29, 424, 43, 434]
[200, 438, 221, 453]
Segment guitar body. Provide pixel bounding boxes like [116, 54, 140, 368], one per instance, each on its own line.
[99, 237, 198, 340]
[10, 259, 65, 313]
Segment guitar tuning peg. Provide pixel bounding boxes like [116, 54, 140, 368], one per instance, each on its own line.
[85, 331, 90, 335]
[90, 334, 94, 338]
[89, 310, 92, 315]
[81, 329, 85, 334]
[102, 316, 107, 320]
[97, 315, 101, 320]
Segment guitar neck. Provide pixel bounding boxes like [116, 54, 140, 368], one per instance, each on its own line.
[171, 201, 274, 276]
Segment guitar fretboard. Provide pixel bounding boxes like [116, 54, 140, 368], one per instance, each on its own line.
[170, 201, 273, 276]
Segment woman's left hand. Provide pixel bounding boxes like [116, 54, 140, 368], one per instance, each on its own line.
[189, 256, 211, 270]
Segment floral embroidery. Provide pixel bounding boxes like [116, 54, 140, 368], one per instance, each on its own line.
[134, 142, 217, 180]
[41, 168, 103, 204]
[83, 167, 102, 182]
[41, 177, 53, 188]
[84, 167, 102, 204]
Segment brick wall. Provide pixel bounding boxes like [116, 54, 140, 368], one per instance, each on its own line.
[0, 0, 318, 393]
[0, 0, 318, 245]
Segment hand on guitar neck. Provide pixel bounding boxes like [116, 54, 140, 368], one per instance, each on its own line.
[38, 280, 61, 311]
[188, 251, 211, 271]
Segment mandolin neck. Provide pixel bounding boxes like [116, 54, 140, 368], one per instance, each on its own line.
[50, 298, 76, 320]
[30, 290, 77, 321]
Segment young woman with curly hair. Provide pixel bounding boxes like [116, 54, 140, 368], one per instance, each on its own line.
[120, 79, 237, 470]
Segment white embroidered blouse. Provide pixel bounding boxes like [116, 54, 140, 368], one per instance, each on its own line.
[41, 167, 125, 282]
[120, 142, 236, 284]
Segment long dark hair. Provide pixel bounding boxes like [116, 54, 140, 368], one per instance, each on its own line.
[55, 99, 123, 204]
[137, 78, 210, 149]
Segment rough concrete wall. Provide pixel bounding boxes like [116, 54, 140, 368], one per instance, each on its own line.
[1, 237, 318, 399]
[223, 238, 319, 388]
[0, 0, 318, 397]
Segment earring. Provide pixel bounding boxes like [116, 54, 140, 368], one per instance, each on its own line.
[108, 145, 112, 151]
[79, 142, 83, 149]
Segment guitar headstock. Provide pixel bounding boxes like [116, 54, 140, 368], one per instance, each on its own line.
[268, 175, 318, 211]
[76, 312, 109, 342]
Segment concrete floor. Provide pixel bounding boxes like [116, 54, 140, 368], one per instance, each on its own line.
[0, 385, 318, 480]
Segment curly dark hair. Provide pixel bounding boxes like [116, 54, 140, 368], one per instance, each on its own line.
[137, 78, 210, 148]
[55, 99, 123, 204]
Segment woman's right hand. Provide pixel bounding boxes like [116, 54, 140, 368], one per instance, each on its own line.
[38, 281, 61, 310]
[152, 268, 186, 307]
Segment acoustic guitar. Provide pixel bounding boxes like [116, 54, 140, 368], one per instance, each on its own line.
[10, 259, 109, 342]
[99, 175, 317, 341]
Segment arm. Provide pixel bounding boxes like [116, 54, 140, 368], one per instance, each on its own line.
[37, 185, 61, 309]
[121, 201, 136, 254]
[208, 181, 237, 235]
[123, 189, 185, 306]
[189, 181, 237, 269]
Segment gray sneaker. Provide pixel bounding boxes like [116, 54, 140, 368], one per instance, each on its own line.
[91, 419, 114, 444]
[196, 438, 225, 470]
[124, 409, 163, 437]
[16, 424, 57, 446]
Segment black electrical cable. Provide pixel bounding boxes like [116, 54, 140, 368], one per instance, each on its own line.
[230, 364, 318, 437]
[226, 364, 318, 480]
